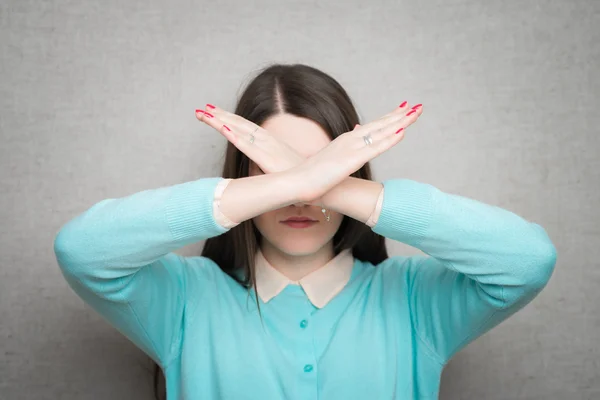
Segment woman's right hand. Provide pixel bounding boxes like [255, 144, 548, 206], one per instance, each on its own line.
[294, 103, 423, 203]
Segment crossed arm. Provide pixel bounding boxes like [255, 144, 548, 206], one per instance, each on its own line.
[196, 102, 421, 225]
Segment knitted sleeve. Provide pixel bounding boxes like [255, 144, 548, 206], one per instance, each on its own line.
[371, 179, 557, 364]
[53, 177, 230, 368]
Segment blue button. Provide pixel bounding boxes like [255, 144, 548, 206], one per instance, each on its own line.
[299, 319, 308, 329]
[304, 364, 313, 373]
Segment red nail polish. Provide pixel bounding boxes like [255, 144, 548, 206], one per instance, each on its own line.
[406, 110, 416, 116]
[204, 112, 214, 118]
[206, 104, 215, 109]
[223, 125, 230, 131]
[411, 103, 422, 109]
[195, 109, 205, 114]
[395, 127, 404, 134]
[399, 101, 407, 108]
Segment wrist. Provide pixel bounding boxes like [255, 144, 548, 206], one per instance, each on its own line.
[279, 167, 312, 204]
[324, 177, 383, 223]
[319, 184, 335, 210]
[320, 176, 352, 212]
[282, 160, 321, 203]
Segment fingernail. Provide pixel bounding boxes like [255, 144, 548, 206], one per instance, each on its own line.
[204, 112, 214, 118]
[206, 104, 216, 109]
[223, 125, 230, 131]
[406, 110, 416, 116]
[411, 103, 422, 109]
[195, 109, 205, 114]
[395, 127, 404, 134]
[399, 101, 407, 108]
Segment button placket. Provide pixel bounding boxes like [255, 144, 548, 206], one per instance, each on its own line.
[298, 316, 315, 376]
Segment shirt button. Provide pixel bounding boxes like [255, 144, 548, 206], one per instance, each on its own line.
[299, 319, 308, 329]
[304, 364, 313, 373]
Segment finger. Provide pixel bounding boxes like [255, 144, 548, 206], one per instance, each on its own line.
[387, 104, 422, 134]
[369, 101, 423, 130]
[214, 119, 270, 171]
[373, 127, 406, 156]
[372, 105, 423, 153]
[202, 104, 266, 147]
[358, 104, 422, 155]
[378, 101, 412, 120]
[195, 109, 239, 144]
[205, 104, 257, 131]
[196, 108, 247, 137]
[368, 101, 413, 128]
[359, 103, 423, 140]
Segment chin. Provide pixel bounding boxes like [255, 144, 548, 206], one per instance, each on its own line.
[253, 218, 337, 256]
[269, 238, 328, 256]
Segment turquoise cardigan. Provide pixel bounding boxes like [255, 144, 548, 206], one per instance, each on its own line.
[53, 177, 557, 399]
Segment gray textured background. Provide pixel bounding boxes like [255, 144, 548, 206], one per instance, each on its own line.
[1, 1, 598, 399]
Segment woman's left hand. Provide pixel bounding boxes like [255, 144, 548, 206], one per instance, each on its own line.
[195, 104, 305, 174]
[196, 104, 328, 206]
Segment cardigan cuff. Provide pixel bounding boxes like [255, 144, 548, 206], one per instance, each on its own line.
[213, 178, 240, 229]
[366, 186, 384, 227]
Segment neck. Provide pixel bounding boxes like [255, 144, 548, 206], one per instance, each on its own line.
[260, 241, 335, 282]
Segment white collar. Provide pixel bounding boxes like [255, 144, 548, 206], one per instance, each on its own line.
[253, 248, 354, 308]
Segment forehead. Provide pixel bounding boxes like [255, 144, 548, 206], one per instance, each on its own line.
[261, 113, 331, 158]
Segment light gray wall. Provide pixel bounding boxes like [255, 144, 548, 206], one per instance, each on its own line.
[1, 1, 598, 399]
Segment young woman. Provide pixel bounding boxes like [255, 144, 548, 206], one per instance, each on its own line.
[54, 64, 557, 400]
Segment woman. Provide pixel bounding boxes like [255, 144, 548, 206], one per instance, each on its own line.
[54, 64, 557, 399]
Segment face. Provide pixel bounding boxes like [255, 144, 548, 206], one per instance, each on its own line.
[249, 113, 344, 257]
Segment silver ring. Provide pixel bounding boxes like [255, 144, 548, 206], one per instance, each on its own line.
[363, 133, 373, 146]
[249, 126, 258, 144]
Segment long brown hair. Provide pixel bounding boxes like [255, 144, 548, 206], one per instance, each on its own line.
[152, 63, 389, 400]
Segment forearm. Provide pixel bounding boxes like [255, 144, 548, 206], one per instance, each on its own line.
[321, 176, 383, 224]
[323, 175, 557, 299]
[55, 171, 304, 274]
[54, 177, 229, 273]
[219, 170, 304, 224]
[373, 179, 557, 303]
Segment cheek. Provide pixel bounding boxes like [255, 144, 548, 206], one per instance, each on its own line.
[327, 212, 345, 233]
[252, 210, 277, 232]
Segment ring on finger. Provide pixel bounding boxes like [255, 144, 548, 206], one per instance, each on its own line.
[249, 126, 258, 144]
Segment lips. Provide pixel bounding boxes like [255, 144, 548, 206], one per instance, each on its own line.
[280, 218, 319, 229]
[282, 217, 317, 222]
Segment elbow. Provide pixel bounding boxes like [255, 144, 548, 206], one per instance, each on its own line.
[499, 231, 557, 309]
[53, 225, 86, 276]
[524, 228, 558, 291]
[54, 228, 72, 269]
